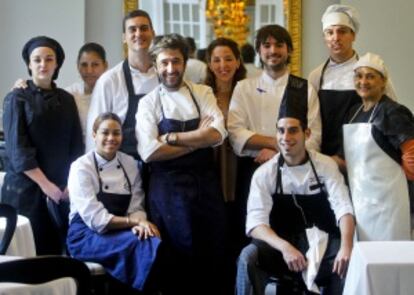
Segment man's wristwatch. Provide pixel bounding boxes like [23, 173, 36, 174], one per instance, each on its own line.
[160, 133, 168, 144]
[166, 132, 178, 145]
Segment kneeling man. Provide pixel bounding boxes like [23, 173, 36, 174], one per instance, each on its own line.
[236, 94, 355, 295]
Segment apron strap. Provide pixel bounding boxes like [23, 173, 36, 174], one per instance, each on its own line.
[122, 59, 135, 97]
[93, 153, 104, 193]
[117, 160, 132, 194]
[156, 82, 202, 121]
[319, 53, 359, 89]
[308, 152, 326, 195]
[276, 155, 285, 195]
[319, 58, 331, 90]
[276, 155, 311, 227]
[93, 152, 132, 194]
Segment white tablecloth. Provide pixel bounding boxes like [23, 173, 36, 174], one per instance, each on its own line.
[343, 241, 414, 295]
[0, 171, 5, 202]
[0, 278, 77, 295]
[0, 215, 36, 256]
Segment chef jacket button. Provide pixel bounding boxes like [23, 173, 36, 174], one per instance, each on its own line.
[99, 168, 103, 171]
[117, 165, 121, 169]
[105, 185, 109, 189]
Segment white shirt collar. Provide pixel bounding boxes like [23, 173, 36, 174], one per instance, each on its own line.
[328, 52, 358, 67]
[94, 151, 119, 168]
[261, 70, 290, 85]
[129, 65, 156, 76]
[159, 82, 191, 96]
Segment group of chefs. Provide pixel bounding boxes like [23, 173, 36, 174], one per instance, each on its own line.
[2, 4, 414, 295]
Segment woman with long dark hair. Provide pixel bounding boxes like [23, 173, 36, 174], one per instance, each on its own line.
[205, 37, 246, 202]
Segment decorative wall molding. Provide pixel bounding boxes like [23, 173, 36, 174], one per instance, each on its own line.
[123, 0, 139, 57]
[284, 0, 301, 76]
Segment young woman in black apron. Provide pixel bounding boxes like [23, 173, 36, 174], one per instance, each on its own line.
[66, 112, 161, 291]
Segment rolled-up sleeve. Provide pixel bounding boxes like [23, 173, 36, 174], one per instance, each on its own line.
[3, 92, 38, 173]
[68, 161, 113, 233]
[136, 93, 163, 162]
[306, 84, 322, 152]
[245, 161, 275, 235]
[126, 157, 147, 220]
[227, 84, 255, 156]
[323, 157, 354, 222]
[197, 86, 227, 146]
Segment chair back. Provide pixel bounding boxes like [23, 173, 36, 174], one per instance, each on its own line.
[0, 255, 92, 295]
[0, 203, 17, 254]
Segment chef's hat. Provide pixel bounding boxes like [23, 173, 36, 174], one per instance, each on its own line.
[322, 4, 360, 33]
[353, 52, 388, 78]
[278, 77, 308, 129]
[22, 36, 65, 80]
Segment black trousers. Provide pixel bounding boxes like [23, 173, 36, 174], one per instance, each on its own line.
[253, 235, 344, 295]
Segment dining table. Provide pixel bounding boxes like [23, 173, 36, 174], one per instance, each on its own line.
[343, 241, 414, 295]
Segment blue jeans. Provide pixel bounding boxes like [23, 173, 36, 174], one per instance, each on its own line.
[236, 238, 344, 295]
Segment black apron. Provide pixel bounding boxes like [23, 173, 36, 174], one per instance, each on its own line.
[93, 153, 132, 216]
[148, 85, 226, 294]
[121, 59, 150, 192]
[270, 154, 339, 240]
[254, 155, 343, 293]
[318, 58, 361, 156]
[120, 59, 145, 161]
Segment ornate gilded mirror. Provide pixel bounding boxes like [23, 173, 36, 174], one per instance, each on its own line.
[125, 0, 301, 75]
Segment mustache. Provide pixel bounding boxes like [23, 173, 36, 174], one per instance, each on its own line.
[267, 54, 282, 58]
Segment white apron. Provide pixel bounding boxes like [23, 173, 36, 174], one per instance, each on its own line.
[343, 105, 411, 241]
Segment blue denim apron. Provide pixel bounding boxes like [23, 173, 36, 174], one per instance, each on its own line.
[148, 85, 227, 294]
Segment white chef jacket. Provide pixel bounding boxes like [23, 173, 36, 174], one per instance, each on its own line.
[244, 63, 262, 79]
[246, 150, 354, 235]
[227, 71, 322, 157]
[308, 53, 397, 98]
[68, 150, 147, 233]
[184, 58, 207, 84]
[136, 81, 228, 162]
[65, 81, 90, 142]
[85, 61, 159, 152]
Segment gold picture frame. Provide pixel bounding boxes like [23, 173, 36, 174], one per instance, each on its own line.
[284, 0, 301, 76]
[123, 0, 301, 75]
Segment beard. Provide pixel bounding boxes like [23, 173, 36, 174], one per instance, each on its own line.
[262, 54, 289, 73]
[266, 62, 287, 73]
[158, 72, 184, 90]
